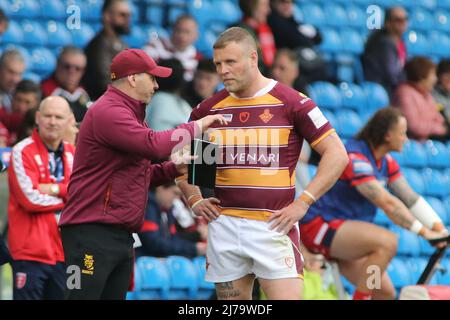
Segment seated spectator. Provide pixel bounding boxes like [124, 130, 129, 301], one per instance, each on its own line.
[432, 59, 450, 138]
[270, 48, 308, 94]
[136, 182, 206, 259]
[42, 46, 90, 123]
[393, 56, 447, 141]
[362, 6, 408, 98]
[146, 59, 192, 131]
[15, 108, 37, 143]
[0, 122, 9, 147]
[236, 0, 276, 73]
[0, 50, 26, 112]
[182, 58, 220, 109]
[268, 0, 322, 49]
[0, 80, 41, 145]
[0, 9, 9, 36]
[144, 15, 201, 81]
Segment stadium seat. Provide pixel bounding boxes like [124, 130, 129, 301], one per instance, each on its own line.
[1, 20, 24, 45]
[168, 6, 186, 25]
[360, 82, 389, 111]
[434, 10, 450, 32]
[336, 109, 362, 139]
[387, 258, 412, 289]
[444, 196, 450, 221]
[135, 257, 170, 300]
[30, 47, 56, 76]
[209, 0, 242, 25]
[437, 0, 450, 9]
[424, 140, 450, 169]
[429, 31, 450, 58]
[437, 258, 450, 285]
[405, 31, 430, 56]
[321, 109, 339, 132]
[425, 197, 448, 225]
[22, 71, 41, 83]
[340, 275, 355, 296]
[345, 4, 366, 28]
[405, 257, 428, 284]
[193, 256, 215, 300]
[410, 8, 434, 31]
[21, 20, 48, 46]
[373, 208, 391, 227]
[307, 164, 317, 178]
[45, 21, 72, 47]
[319, 27, 342, 53]
[166, 256, 198, 300]
[187, 0, 212, 30]
[402, 140, 427, 168]
[8, 0, 40, 18]
[335, 53, 356, 83]
[81, 0, 103, 22]
[292, 3, 303, 23]
[338, 82, 365, 111]
[339, 28, 364, 54]
[196, 29, 217, 58]
[70, 24, 95, 48]
[122, 25, 147, 48]
[40, 0, 66, 20]
[390, 151, 404, 167]
[397, 229, 421, 257]
[402, 168, 425, 195]
[422, 168, 448, 198]
[299, 3, 326, 26]
[323, 3, 347, 27]
[308, 82, 342, 109]
[146, 5, 165, 26]
[418, 0, 437, 10]
[126, 264, 141, 300]
[419, 237, 437, 256]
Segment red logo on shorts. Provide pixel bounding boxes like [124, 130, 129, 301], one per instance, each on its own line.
[239, 112, 250, 123]
[285, 257, 294, 269]
[16, 272, 27, 289]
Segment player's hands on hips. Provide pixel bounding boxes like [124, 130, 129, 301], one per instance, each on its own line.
[196, 114, 229, 132]
[268, 200, 309, 235]
[423, 228, 449, 249]
[192, 197, 221, 222]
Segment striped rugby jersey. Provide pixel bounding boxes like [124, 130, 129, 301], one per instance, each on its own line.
[190, 80, 335, 221]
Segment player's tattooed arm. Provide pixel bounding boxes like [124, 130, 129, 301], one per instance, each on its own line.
[356, 180, 415, 229]
[388, 176, 420, 208]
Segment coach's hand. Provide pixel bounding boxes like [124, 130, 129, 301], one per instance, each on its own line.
[268, 200, 309, 235]
[192, 198, 221, 222]
[196, 114, 229, 132]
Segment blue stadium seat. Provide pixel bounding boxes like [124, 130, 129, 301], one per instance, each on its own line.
[8, 0, 40, 18]
[135, 257, 170, 300]
[307, 164, 317, 178]
[434, 10, 450, 31]
[360, 82, 389, 111]
[437, 258, 450, 285]
[1, 20, 24, 45]
[193, 256, 215, 300]
[30, 47, 56, 75]
[146, 5, 165, 26]
[422, 168, 448, 198]
[70, 24, 95, 48]
[196, 29, 217, 58]
[129, 1, 139, 23]
[409, 8, 434, 31]
[210, 0, 242, 25]
[402, 168, 425, 195]
[22, 71, 41, 83]
[335, 53, 356, 83]
[81, 0, 103, 21]
[444, 196, 450, 222]
[188, 0, 212, 29]
[397, 229, 421, 257]
[340, 275, 355, 296]
[345, 4, 366, 28]
[292, 3, 303, 23]
[424, 140, 450, 169]
[425, 197, 448, 225]
[402, 140, 427, 168]
[336, 109, 363, 139]
[419, 237, 436, 256]
[122, 25, 147, 48]
[405, 257, 428, 284]
[308, 82, 341, 109]
[126, 264, 141, 300]
[45, 21, 72, 47]
[437, 0, 450, 9]
[168, 6, 186, 25]
[390, 151, 404, 167]
[40, 0, 65, 20]
[429, 31, 450, 58]
[339, 28, 364, 54]
[418, 0, 437, 10]
[300, 3, 326, 26]
[166, 256, 198, 300]
[21, 20, 48, 47]
[319, 28, 342, 53]
[405, 31, 430, 56]
[387, 258, 412, 289]
[338, 82, 365, 111]
[373, 208, 391, 227]
[321, 109, 339, 133]
[323, 3, 347, 27]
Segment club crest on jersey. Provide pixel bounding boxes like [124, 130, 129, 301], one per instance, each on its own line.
[82, 254, 94, 275]
[259, 109, 273, 123]
[239, 112, 250, 123]
[15, 272, 27, 289]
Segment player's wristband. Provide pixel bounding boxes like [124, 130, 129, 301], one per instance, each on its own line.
[410, 220, 426, 237]
[299, 191, 316, 206]
[188, 194, 204, 208]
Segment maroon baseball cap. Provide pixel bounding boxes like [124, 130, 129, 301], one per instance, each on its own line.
[110, 48, 172, 80]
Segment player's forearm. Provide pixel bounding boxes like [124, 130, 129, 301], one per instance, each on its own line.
[177, 180, 203, 204]
[383, 195, 416, 230]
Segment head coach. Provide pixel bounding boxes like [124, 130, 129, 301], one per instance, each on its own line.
[58, 49, 227, 300]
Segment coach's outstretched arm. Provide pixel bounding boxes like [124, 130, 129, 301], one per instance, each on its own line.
[269, 133, 348, 234]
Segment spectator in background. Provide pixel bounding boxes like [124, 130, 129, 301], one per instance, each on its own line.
[42, 46, 90, 123]
[182, 58, 220, 109]
[362, 6, 408, 98]
[432, 59, 450, 138]
[268, 0, 322, 50]
[237, 0, 276, 73]
[144, 15, 201, 81]
[393, 56, 447, 141]
[146, 58, 192, 131]
[270, 48, 308, 93]
[7, 97, 75, 300]
[0, 80, 41, 146]
[82, 0, 130, 100]
[15, 108, 37, 143]
[136, 182, 206, 259]
[0, 50, 26, 112]
[0, 122, 8, 147]
[0, 9, 9, 36]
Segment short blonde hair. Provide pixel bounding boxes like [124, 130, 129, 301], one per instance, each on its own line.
[213, 27, 257, 52]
